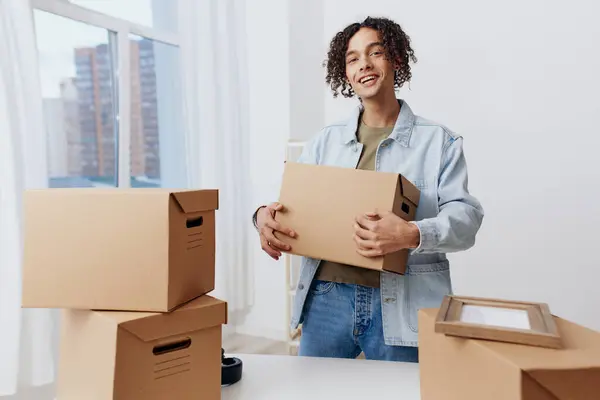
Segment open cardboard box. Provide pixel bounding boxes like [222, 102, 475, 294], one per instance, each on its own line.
[57, 295, 227, 400]
[419, 307, 600, 399]
[275, 162, 420, 275]
[22, 188, 218, 312]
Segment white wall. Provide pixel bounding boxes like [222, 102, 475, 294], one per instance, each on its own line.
[324, 0, 600, 331]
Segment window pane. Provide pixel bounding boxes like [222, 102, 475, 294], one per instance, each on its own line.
[129, 35, 186, 188]
[70, 0, 178, 33]
[34, 10, 118, 188]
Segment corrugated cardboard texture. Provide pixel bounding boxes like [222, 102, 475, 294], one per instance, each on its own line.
[22, 188, 218, 312]
[57, 295, 226, 400]
[276, 162, 420, 274]
[419, 308, 600, 400]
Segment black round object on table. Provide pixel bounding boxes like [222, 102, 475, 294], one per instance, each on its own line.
[221, 348, 243, 386]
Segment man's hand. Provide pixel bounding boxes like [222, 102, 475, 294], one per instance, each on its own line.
[256, 202, 296, 260]
[353, 210, 420, 257]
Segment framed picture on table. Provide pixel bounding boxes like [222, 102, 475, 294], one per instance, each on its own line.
[434, 295, 562, 349]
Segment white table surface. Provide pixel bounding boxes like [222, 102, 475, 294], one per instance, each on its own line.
[221, 354, 421, 399]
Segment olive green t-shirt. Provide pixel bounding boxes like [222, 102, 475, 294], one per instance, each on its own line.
[314, 118, 394, 288]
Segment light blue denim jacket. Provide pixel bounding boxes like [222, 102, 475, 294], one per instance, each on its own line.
[290, 99, 484, 346]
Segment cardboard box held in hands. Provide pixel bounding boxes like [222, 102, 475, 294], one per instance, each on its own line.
[22, 188, 218, 312]
[275, 162, 420, 275]
[57, 295, 227, 400]
[419, 307, 600, 400]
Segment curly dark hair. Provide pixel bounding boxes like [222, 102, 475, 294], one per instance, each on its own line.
[324, 16, 417, 98]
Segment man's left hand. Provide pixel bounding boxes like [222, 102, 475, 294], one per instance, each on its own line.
[353, 211, 420, 257]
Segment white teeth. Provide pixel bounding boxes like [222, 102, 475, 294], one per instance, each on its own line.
[360, 75, 377, 84]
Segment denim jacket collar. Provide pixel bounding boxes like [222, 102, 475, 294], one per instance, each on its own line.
[341, 98, 416, 147]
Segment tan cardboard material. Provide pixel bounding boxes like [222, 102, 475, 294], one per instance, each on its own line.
[275, 162, 420, 274]
[419, 307, 600, 400]
[22, 188, 218, 312]
[57, 295, 227, 400]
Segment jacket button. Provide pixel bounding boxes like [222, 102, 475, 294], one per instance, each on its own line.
[298, 283, 304, 290]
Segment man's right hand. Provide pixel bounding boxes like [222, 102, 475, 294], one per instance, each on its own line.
[256, 202, 296, 260]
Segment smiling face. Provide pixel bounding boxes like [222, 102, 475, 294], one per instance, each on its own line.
[345, 27, 398, 101]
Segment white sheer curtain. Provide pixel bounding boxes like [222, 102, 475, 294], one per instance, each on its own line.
[0, 0, 58, 399]
[179, 0, 255, 332]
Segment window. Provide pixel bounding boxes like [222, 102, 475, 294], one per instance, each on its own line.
[34, 10, 118, 187]
[32, 0, 184, 189]
[128, 35, 184, 187]
[69, 0, 178, 33]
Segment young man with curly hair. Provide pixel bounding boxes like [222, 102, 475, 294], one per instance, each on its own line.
[253, 16, 484, 362]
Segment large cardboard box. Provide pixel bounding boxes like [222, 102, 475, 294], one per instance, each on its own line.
[419, 308, 600, 399]
[276, 162, 420, 274]
[57, 295, 227, 400]
[22, 188, 218, 312]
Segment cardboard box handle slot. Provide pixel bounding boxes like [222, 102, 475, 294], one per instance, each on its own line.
[186, 216, 204, 229]
[401, 202, 410, 214]
[152, 337, 192, 356]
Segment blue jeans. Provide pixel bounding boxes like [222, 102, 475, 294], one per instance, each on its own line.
[298, 280, 419, 362]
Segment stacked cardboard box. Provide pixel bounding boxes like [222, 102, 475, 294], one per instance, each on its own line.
[21, 188, 226, 400]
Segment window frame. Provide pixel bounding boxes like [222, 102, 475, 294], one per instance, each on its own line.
[31, 0, 180, 188]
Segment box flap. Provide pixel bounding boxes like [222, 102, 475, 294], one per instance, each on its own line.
[97, 311, 158, 325]
[477, 317, 600, 371]
[525, 368, 600, 400]
[399, 176, 420, 206]
[99, 295, 227, 342]
[171, 189, 219, 213]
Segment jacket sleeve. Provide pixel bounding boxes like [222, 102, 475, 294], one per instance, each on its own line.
[411, 136, 484, 254]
